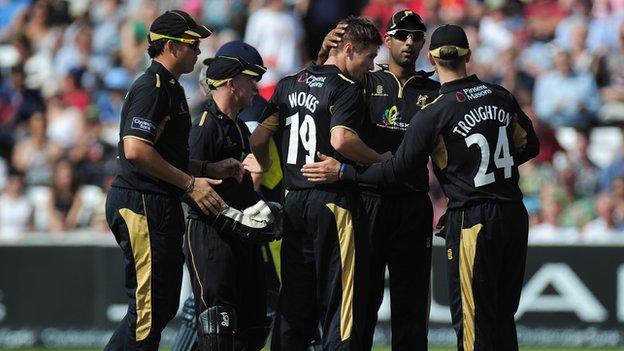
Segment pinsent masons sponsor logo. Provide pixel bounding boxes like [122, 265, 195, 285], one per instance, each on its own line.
[462, 84, 492, 100]
[131, 117, 156, 135]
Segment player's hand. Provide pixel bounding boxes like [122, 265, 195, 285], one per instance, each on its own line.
[317, 23, 348, 65]
[436, 212, 448, 230]
[301, 152, 341, 183]
[243, 154, 263, 173]
[212, 158, 245, 183]
[190, 178, 226, 215]
[380, 151, 393, 161]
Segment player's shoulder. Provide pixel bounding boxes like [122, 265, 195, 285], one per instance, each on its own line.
[131, 70, 161, 91]
[482, 81, 515, 101]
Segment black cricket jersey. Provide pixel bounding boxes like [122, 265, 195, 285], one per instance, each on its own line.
[187, 98, 260, 220]
[112, 61, 191, 196]
[362, 66, 440, 193]
[259, 64, 365, 190]
[347, 75, 540, 209]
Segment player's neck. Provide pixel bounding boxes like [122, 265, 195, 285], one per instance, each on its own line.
[388, 60, 415, 84]
[212, 93, 239, 120]
[154, 57, 182, 80]
[437, 67, 467, 85]
[325, 56, 349, 78]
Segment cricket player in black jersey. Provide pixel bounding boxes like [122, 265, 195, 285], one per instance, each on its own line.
[251, 16, 387, 351]
[303, 24, 539, 351]
[184, 43, 284, 351]
[105, 10, 243, 351]
[319, 10, 440, 350]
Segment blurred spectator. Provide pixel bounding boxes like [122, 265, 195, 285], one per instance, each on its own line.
[529, 185, 580, 243]
[47, 159, 81, 234]
[54, 21, 95, 78]
[11, 111, 61, 186]
[581, 192, 623, 242]
[533, 49, 600, 128]
[562, 130, 600, 197]
[0, 64, 44, 129]
[598, 22, 624, 123]
[23, 0, 62, 53]
[495, 47, 534, 106]
[244, 0, 304, 100]
[0, 170, 31, 240]
[44, 92, 83, 149]
[524, 0, 566, 41]
[598, 128, 624, 191]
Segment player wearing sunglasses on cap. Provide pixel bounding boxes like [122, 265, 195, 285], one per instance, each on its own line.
[316, 10, 440, 351]
[104, 10, 247, 351]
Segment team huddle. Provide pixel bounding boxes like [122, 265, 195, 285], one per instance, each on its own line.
[105, 8, 539, 351]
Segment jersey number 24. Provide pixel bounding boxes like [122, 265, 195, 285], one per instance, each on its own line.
[465, 126, 514, 187]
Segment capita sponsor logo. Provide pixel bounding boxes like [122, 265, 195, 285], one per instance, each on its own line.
[378, 105, 408, 130]
[461, 84, 492, 101]
[297, 72, 326, 88]
[130, 117, 156, 135]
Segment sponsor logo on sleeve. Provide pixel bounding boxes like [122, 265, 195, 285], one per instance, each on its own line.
[131, 117, 157, 135]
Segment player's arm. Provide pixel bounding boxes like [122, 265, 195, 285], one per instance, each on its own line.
[303, 110, 436, 185]
[510, 96, 540, 166]
[187, 120, 244, 182]
[330, 83, 389, 165]
[251, 86, 282, 172]
[122, 80, 224, 214]
[330, 126, 390, 164]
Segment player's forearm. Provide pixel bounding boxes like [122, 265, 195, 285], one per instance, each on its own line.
[251, 127, 273, 171]
[124, 139, 192, 191]
[331, 128, 384, 165]
[188, 159, 224, 178]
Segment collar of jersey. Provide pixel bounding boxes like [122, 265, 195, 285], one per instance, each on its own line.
[439, 74, 481, 94]
[377, 64, 434, 81]
[204, 97, 232, 121]
[149, 60, 179, 86]
[307, 63, 342, 76]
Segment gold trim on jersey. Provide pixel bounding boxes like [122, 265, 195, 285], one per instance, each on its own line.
[384, 70, 417, 99]
[421, 94, 444, 109]
[123, 135, 154, 145]
[511, 114, 528, 152]
[198, 111, 208, 127]
[432, 135, 448, 170]
[327, 203, 355, 342]
[118, 206, 152, 341]
[338, 73, 355, 84]
[260, 114, 279, 132]
[155, 73, 160, 88]
[460, 223, 482, 351]
[330, 125, 359, 137]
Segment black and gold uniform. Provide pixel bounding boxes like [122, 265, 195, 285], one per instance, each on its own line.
[185, 97, 268, 350]
[360, 65, 439, 351]
[105, 62, 192, 349]
[258, 64, 369, 350]
[343, 74, 539, 351]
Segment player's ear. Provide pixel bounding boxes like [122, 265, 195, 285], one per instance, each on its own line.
[384, 34, 392, 48]
[428, 52, 436, 66]
[344, 41, 354, 57]
[465, 49, 471, 64]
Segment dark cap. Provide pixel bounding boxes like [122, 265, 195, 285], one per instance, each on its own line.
[429, 24, 469, 59]
[215, 41, 266, 76]
[202, 55, 264, 90]
[148, 10, 212, 43]
[386, 10, 426, 32]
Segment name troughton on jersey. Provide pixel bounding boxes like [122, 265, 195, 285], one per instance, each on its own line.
[452, 105, 512, 137]
[288, 92, 320, 113]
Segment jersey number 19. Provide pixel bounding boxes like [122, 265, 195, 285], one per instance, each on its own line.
[465, 126, 514, 187]
[286, 112, 317, 165]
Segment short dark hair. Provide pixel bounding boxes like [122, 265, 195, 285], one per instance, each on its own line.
[337, 16, 382, 52]
[433, 47, 466, 70]
[147, 40, 167, 58]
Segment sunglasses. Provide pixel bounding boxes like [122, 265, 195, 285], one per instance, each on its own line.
[149, 32, 200, 50]
[388, 29, 426, 42]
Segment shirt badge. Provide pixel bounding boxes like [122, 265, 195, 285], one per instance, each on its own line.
[416, 94, 429, 108]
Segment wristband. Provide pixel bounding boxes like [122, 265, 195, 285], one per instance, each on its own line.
[338, 163, 347, 180]
[184, 175, 195, 194]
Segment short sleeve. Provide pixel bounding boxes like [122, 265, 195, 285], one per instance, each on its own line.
[121, 78, 167, 144]
[258, 82, 282, 132]
[330, 83, 365, 133]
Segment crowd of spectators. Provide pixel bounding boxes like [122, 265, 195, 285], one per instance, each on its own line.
[0, 0, 623, 243]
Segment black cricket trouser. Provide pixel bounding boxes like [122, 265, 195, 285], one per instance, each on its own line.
[361, 191, 433, 351]
[104, 187, 185, 351]
[271, 188, 370, 351]
[444, 201, 529, 351]
[184, 218, 268, 349]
